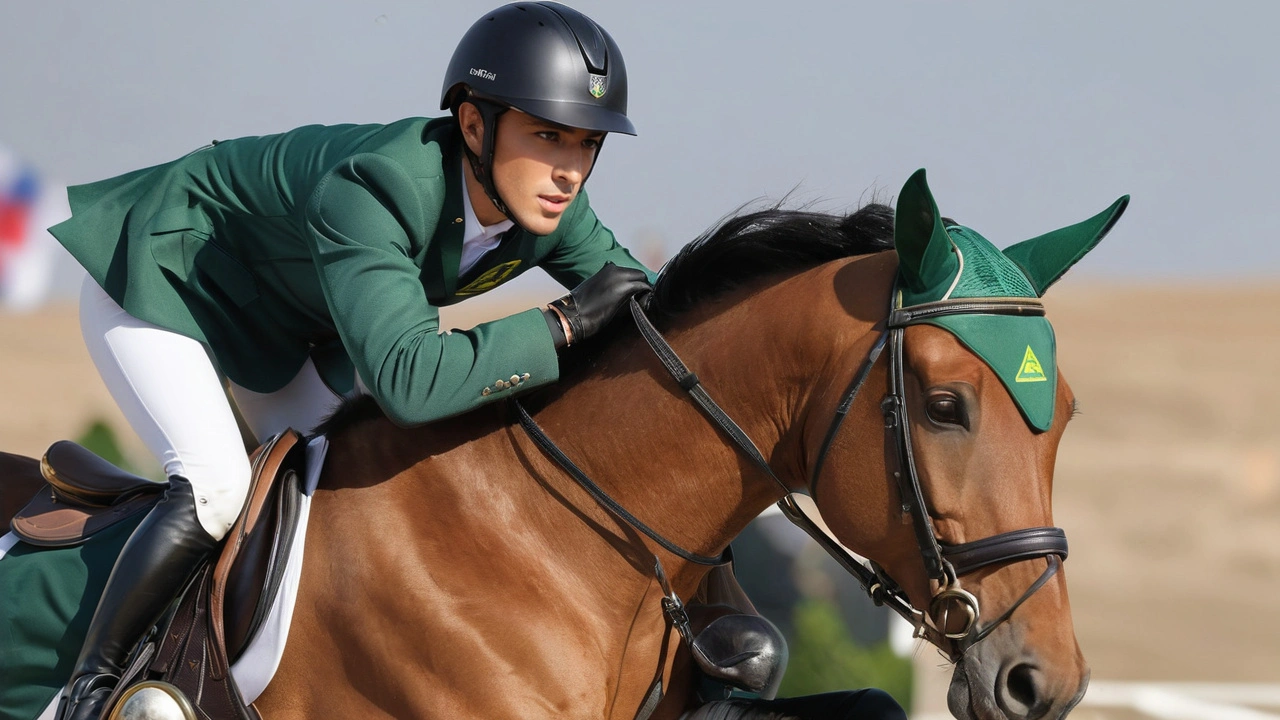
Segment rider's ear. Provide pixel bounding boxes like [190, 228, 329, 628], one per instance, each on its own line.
[894, 169, 960, 296]
[1002, 196, 1130, 296]
[457, 102, 485, 156]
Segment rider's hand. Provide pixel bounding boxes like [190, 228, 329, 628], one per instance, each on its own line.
[543, 262, 652, 349]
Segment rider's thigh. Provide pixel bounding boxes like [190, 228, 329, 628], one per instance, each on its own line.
[78, 275, 251, 540]
[228, 358, 347, 443]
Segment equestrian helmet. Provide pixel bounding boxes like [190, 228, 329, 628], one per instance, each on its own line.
[440, 2, 634, 135]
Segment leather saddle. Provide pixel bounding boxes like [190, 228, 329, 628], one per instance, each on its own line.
[9, 430, 308, 720]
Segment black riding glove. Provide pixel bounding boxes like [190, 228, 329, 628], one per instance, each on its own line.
[542, 262, 652, 349]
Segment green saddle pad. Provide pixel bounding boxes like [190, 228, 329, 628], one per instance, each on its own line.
[0, 516, 142, 720]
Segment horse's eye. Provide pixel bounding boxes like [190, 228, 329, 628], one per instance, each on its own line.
[926, 393, 967, 428]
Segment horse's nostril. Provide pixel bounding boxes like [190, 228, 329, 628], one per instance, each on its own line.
[1007, 663, 1039, 708]
[997, 662, 1045, 719]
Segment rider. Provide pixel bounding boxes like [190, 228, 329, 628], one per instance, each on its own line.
[48, 3, 655, 717]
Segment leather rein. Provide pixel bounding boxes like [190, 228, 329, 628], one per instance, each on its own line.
[514, 290, 1069, 661]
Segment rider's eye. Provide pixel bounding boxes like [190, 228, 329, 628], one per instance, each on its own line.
[926, 393, 968, 429]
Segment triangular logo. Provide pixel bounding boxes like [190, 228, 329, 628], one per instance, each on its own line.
[1015, 346, 1047, 383]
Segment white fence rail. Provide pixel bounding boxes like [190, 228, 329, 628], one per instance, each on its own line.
[915, 682, 1280, 720]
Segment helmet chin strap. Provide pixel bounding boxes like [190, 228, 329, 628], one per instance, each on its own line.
[460, 97, 513, 222]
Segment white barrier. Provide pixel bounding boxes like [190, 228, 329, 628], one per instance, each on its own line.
[1080, 682, 1280, 719]
[914, 682, 1280, 720]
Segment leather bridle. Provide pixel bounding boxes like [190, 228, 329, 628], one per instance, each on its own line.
[790, 290, 1068, 658]
[515, 288, 1070, 662]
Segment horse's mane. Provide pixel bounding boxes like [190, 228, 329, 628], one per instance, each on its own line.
[317, 201, 896, 436]
[644, 201, 894, 324]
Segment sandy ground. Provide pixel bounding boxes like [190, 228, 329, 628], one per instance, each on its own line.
[3, 280, 1278, 715]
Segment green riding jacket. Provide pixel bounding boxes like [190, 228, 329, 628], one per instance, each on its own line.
[50, 117, 652, 426]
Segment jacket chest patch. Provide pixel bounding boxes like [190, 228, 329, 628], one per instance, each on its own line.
[456, 260, 522, 296]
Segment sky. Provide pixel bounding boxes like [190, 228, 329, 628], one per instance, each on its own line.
[2, 0, 1278, 290]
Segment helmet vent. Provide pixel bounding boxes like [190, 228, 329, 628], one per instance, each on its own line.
[540, 2, 608, 74]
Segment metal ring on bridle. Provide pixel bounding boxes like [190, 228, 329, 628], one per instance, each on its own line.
[930, 585, 981, 640]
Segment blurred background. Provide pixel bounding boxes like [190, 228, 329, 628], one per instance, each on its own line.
[2, 1, 1278, 717]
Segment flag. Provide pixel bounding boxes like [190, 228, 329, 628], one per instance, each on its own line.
[0, 146, 74, 312]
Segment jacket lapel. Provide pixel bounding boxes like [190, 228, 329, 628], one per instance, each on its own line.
[436, 135, 466, 298]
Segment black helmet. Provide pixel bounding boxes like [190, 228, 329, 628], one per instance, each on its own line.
[440, 2, 634, 135]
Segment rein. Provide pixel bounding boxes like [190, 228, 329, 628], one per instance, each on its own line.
[514, 290, 1070, 663]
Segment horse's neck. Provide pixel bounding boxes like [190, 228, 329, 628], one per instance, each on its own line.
[529, 254, 894, 591]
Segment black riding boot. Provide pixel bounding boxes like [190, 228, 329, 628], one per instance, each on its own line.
[56, 476, 220, 720]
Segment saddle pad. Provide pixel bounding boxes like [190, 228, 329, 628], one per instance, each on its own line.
[22, 435, 329, 720]
[226, 434, 328, 703]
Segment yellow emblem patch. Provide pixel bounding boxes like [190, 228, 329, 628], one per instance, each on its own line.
[1015, 345, 1047, 383]
[456, 260, 522, 297]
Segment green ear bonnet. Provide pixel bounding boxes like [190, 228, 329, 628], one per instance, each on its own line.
[893, 169, 1129, 431]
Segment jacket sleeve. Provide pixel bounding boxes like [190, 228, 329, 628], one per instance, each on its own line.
[305, 152, 560, 426]
[538, 191, 657, 289]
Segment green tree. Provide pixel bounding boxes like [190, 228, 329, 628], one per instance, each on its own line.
[779, 598, 913, 712]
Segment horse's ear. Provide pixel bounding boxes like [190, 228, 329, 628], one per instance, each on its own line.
[895, 169, 959, 295]
[1002, 196, 1130, 296]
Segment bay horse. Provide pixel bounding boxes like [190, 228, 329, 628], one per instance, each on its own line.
[2, 169, 1127, 720]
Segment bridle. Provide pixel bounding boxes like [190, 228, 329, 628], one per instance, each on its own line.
[514, 287, 1069, 661]
[792, 290, 1069, 657]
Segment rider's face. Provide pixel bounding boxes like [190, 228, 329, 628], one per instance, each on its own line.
[463, 105, 603, 235]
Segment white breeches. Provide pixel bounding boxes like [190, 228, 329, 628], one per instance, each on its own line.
[79, 276, 350, 540]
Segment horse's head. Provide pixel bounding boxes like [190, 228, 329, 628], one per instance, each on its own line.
[804, 170, 1127, 720]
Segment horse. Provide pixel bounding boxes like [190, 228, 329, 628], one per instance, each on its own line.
[1, 168, 1127, 720]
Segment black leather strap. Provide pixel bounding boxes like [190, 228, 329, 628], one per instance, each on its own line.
[628, 299, 793, 498]
[512, 399, 727, 566]
[809, 331, 888, 498]
[888, 297, 1045, 327]
[942, 526, 1068, 576]
[964, 555, 1063, 648]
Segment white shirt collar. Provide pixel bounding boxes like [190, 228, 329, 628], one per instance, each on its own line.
[458, 162, 514, 276]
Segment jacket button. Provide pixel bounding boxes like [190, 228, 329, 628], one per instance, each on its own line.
[481, 387, 491, 396]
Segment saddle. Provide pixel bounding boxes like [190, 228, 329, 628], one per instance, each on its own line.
[10, 430, 307, 720]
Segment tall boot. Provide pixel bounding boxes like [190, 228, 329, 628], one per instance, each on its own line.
[56, 476, 220, 720]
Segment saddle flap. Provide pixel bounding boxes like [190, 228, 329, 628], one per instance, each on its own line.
[43, 440, 161, 507]
[210, 429, 307, 664]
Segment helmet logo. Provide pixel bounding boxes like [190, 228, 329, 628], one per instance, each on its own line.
[589, 74, 607, 99]
[469, 67, 497, 82]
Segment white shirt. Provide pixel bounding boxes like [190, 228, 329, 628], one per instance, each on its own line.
[458, 164, 514, 277]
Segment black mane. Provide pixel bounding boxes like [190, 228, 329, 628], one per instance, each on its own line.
[316, 201, 896, 436]
[645, 201, 895, 324]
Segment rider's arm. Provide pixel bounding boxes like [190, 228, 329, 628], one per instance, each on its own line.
[305, 152, 560, 426]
